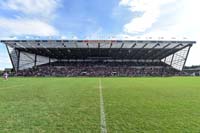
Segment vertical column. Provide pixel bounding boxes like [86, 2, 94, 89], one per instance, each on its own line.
[17, 50, 20, 71]
[34, 54, 37, 67]
[98, 43, 101, 61]
[49, 57, 51, 66]
[182, 45, 192, 70]
[170, 54, 175, 66]
[163, 57, 166, 63]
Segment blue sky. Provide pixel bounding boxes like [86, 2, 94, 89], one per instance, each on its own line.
[0, 0, 200, 70]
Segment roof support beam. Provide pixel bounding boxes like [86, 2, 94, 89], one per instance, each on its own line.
[27, 42, 39, 53]
[152, 43, 182, 60]
[141, 43, 160, 59]
[128, 43, 137, 53]
[131, 43, 137, 48]
[118, 43, 124, 52]
[132, 43, 148, 59]
[126, 43, 136, 59]
[120, 43, 124, 49]
[149, 43, 171, 59]
[159, 44, 190, 60]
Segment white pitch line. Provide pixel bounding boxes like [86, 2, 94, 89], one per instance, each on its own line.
[99, 79, 107, 133]
[0, 85, 25, 90]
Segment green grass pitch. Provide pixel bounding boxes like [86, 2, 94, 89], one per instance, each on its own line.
[0, 77, 200, 132]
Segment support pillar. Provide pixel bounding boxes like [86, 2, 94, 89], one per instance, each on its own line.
[170, 54, 175, 66]
[34, 54, 37, 67]
[49, 57, 51, 66]
[182, 45, 192, 70]
[17, 50, 20, 71]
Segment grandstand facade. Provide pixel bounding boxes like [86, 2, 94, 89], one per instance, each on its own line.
[1, 40, 196, 77]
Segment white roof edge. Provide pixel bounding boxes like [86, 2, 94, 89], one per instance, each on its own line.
[0, 40, 196, 43]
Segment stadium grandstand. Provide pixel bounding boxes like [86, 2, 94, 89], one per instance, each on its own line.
[183, 65, 200, 76]
[0, 40, 196, 77]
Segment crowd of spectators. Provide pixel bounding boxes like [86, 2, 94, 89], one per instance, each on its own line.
[15, 61, 187, 77]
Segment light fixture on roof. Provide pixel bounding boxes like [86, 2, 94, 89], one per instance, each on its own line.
[62, 43, 66, 48]
[156, 43, 160, 46]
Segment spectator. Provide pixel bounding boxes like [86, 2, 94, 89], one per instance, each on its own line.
[15, 61, 187, 77]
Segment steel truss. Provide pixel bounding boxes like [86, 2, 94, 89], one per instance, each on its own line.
[162, 44, 192, 70]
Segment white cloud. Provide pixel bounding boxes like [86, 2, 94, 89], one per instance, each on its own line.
[0, 0, 61, 37]
[120, 0, 177, 34]
[0, 0, 61, 20]
[72, 36, 78, 40]
[141, 0, 200, 66]
[0, 36, 18, 40]
[119, 0, 130, 6]
[0, 18, 59, 36]
[119, 0, 200, 66]
[60, 35, 68, 40]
